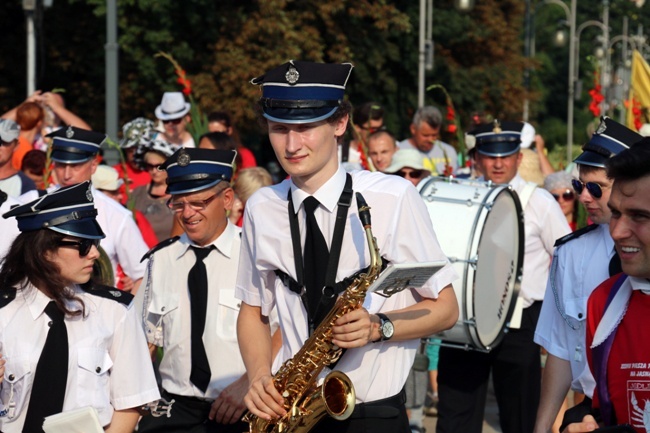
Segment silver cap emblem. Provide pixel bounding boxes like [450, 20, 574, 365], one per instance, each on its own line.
[596, 119, 607, 135]
[177, 150, 191, 167]
[66, 126, 74, 138]
[285, 66, 300, 85]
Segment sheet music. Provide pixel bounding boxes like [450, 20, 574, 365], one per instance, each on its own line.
[367, 261, 446, 297]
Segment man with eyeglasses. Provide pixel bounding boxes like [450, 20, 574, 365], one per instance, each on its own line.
[398, 106, 458, 177]
[437, 120, 571, 433]
[560, 139, 650, 432]
[18, 125, 149, 294]
[533, 117, 643, 433]
[135, 147, 255, 433]
[155, 92, 195, 148]
[0, 119, 36, 198]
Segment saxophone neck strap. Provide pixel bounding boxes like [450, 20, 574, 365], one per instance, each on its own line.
[286, 173, 353, 332]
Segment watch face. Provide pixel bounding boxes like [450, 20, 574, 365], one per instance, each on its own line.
[382, 321, 394, 339]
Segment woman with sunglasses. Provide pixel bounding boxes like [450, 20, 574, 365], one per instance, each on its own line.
[0, 181, 159, 433]
[131, 134, 179, 242]
[544, 171, 579, 231]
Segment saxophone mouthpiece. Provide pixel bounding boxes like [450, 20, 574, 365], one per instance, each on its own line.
[356, 192, 371, 228]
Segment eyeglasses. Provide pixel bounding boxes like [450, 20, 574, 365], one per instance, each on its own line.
[143, 163, 161, 171]
[396, 169, 425, 179]
[552, 189, 575, 202]
[167, 189, 225, 213]
[162, 118, 183, 125]
[58, 238, 101, 257]
[571, 179, 603, 199]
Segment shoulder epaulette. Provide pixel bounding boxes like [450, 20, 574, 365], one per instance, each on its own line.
[82, 284, 134, 306]
[554, 224, 599, 248]
[0, 287, 17, 308]
[140, 236, 180, 263]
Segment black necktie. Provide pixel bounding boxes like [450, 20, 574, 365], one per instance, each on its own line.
[188, 246, 213, 393]
[609, 250, 622, 277]
[23, 301, 68, 433]
[302, 196, 330, 319]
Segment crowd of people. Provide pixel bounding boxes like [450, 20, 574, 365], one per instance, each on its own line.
[0, 59, 649, 433]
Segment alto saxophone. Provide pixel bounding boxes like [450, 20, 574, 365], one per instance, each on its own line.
[244, 192, 382, 433]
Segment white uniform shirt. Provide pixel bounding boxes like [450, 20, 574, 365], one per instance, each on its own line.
[134, 223, 245, 399]
[509, 175, 571, 307]
[0, 195, 20, 261]
[398, 139, 459, 175]
[534, 224, 614, 397]
[20, 186, 148, 280]
[0, 284, 160, 432]
[235, 167, 458, 403]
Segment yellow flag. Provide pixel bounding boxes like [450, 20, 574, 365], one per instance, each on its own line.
[627, 50, 650, 131]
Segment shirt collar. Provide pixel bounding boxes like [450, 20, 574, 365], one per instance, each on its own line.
[631, 276, 650, 295]
[290, 165, 346, 214]
[25, 283, 81, 321]
[175, 221, 237, 260]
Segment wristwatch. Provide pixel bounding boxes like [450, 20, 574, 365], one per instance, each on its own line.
[376, 313, 394, 341]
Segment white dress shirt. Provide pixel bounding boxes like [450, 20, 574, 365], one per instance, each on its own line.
[20, 186, 149, 281]
[236, 167, 458, 403]
[535, 224, 614, 397]
[509, 175, 572, 307]
[0, 284, 160, 432]
[135, 223, 246, 399]
[0, 195, 20, 261]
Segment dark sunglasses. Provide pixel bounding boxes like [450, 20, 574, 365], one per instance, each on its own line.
[396, 169, 425, 179]
[143, 163, 161, 171]
[552, 189, 575, 202]
[571, 179, 602, 199]
[162, 118, 183, 125]
[58, 238, 101, 257]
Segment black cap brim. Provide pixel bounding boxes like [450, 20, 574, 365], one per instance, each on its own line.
[476, 142, 520, 157]
[51, 149, 95, 164]
[49, 218, 105, 240]
[262, 107, 338, 125]
[573, 150, 608, 168]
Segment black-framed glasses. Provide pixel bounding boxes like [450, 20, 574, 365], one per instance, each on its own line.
[571, 179, 603, 199]
[396, 169, 425, 179]
[167, 189, 225, 213]
[58, 238, 101, 257]
[552, 189, 576, 202]
[162, 118, 183, 125]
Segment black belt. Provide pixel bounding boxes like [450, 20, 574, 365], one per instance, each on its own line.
[349, 388, 406, 419]
[163, 390, 213, 408]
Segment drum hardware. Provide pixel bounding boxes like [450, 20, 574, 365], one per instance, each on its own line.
[422, 177, 524, 352]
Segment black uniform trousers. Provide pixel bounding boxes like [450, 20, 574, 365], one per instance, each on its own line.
[436, 301, 542, 433]
[313, 389, 410, 433]
[137, 390, 248, 433]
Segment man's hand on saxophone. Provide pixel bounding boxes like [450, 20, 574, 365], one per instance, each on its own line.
[331, 308, 378, 348]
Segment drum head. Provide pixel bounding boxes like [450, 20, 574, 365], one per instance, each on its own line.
[470, 187, 523, 350]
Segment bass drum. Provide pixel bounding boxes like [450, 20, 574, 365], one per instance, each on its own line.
[420, 177, 524, 352]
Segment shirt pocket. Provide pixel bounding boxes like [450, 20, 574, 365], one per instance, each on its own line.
[145, 293, 180, 346]
[216, 290, 240, 342]
[76, 348, 113, 408]
[0, 357, 30, 419]
[565, 297, 588, 324]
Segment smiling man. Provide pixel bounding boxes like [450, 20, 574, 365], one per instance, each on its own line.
[236, 60, 459, 433]
[562, 139, 650, 432]
[135, 147, 251, 433]
[534, 117, 642, 433]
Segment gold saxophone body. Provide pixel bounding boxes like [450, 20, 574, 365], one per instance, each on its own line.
[244, 192, 382, 433]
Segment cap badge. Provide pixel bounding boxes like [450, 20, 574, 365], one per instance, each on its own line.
[285, 66, 300, 85]
[66, 126, 74, 139]
[86, 188, 94, 202]
[177, 150, 191, 167]
[596, 120, 607, 135]
[492, 120, 502, 134]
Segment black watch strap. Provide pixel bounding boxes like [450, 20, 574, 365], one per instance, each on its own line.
[376, 313, 393, 341]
